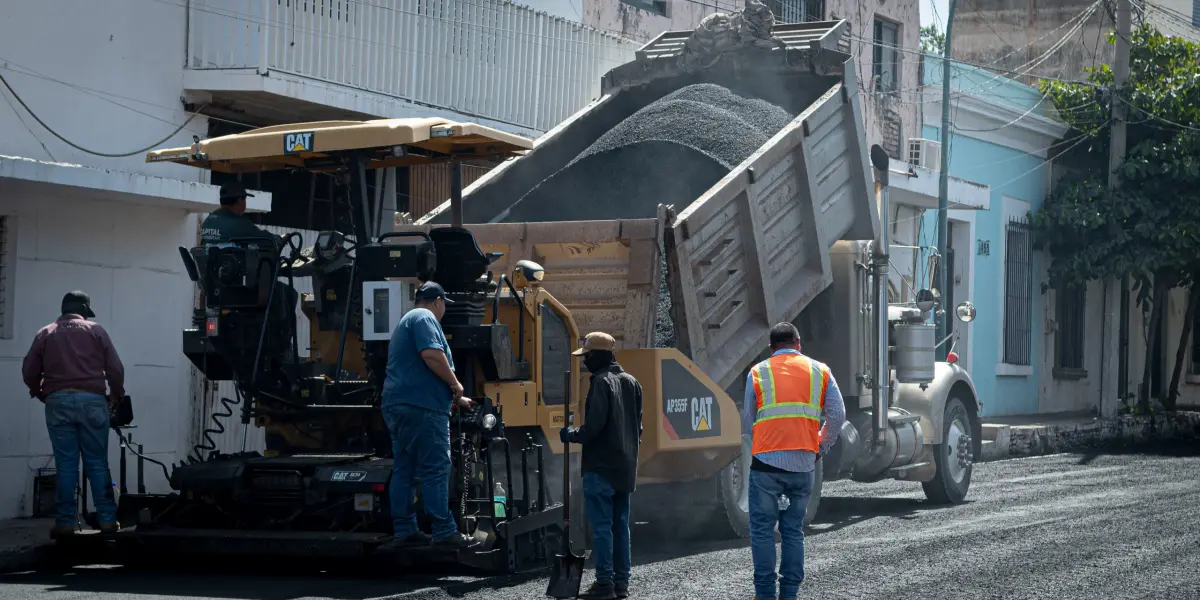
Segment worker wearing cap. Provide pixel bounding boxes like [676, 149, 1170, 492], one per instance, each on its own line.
[560, 332, 643, 600]
[742, 322, 845, 600]
[381, 281, 477, 550]
[200, 181, 297, 341]
[22, 291, 126, 539]
[199, 182, 276, 246]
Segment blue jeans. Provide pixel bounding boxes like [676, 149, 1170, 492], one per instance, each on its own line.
[45, 391, 117, 527]
[748, 468, 813, 600]
[382, 403, 457, 539]
[582, 471, 631, 586]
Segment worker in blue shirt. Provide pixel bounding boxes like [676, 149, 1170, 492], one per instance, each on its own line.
[380, 281, 477, 550]
[740, 322, 846, 600]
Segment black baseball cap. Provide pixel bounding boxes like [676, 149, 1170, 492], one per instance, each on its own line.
[62, 291, 96, 318]
[414, 281, 454, 303]
[218, 181, 255, 203]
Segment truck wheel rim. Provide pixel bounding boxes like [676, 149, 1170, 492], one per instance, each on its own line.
[946, 417, 970, 484]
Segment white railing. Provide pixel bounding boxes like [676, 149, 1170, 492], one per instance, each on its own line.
[187, 0, 638, 132]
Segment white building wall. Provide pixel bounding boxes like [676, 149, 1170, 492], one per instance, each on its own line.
[0, 0, 224, 519]
[0, 0, 209, 182]
[0, 188, 198, 519]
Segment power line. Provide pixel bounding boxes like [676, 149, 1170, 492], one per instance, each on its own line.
[0, 72, 204, 158]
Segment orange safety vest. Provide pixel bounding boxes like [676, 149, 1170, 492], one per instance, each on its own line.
[750, 352, 829, 456]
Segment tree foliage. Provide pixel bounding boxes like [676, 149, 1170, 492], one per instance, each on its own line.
[920, 24, 946, 56]
[1032, 25, 1200, 409]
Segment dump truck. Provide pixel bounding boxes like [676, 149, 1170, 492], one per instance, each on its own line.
[400, 17, 983, 538]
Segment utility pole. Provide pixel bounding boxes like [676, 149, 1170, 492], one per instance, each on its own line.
[1103, 0, 1131, 416]
[936, 0, 958, 342]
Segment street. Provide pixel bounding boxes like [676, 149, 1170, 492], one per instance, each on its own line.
[3, 443, 1198, 600]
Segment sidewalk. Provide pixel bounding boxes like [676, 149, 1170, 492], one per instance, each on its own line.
[0, 518, 53, 573]
[979, 410, 1200, 462]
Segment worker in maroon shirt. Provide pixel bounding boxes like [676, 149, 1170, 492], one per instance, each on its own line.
[22, 291, 126, 539]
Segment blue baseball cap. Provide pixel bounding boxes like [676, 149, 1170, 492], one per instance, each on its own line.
[414, 281, 454, 303]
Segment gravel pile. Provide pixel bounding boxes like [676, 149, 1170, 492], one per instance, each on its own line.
[493, 83, 795, 347]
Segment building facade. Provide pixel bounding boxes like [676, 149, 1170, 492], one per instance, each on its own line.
[918, 59, 1069, 418]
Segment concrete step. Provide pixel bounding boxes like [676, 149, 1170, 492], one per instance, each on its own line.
[981, 423, 1010, 442]
[980, 440, 1007, 462]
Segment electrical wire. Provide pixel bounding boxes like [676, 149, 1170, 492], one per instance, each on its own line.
[0, 72, 204, 158]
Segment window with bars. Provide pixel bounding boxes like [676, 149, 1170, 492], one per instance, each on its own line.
[0, 216, 11, 339]
[1054, 284, 1086, 375]
[1003, 218, 1033, 366]
[1191, 301, 1200, 375]
[873, 18, 900, 93]
[619, 0, 669, 17]
[769, 0, 824, 23]
[279, 0, 352, 23]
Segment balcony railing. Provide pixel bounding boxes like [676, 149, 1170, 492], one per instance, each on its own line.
[187, 0, 637, 133]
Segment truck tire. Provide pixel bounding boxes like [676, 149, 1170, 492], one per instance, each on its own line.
[922, 397, 974, 504]
[713, 438, 822, 537]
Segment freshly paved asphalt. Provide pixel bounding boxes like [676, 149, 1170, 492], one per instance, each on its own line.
[3, 442, 1199, 600]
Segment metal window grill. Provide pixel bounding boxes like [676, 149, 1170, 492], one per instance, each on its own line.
[1004, 218, 1033, 366]
[0, 216, 9, 337]
[540, 302, 571, 406]
[1191, 303, 1200, 374]
[769, 0, 824, 23]
[1055, 284, 1086, 370]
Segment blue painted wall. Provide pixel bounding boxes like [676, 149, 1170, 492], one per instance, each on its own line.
[918, 59, 1054, 417]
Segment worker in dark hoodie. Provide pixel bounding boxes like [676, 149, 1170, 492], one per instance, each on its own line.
[559, 332, 643, 600]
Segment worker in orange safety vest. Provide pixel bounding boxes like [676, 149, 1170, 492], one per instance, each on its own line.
[740, 322, 845, 600]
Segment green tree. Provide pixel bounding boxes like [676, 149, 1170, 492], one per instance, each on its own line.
[1033, 25, 1200, 412]
[921, 24, 946, 55]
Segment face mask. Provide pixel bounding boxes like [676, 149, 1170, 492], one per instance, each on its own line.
[584, 351, 612, 373]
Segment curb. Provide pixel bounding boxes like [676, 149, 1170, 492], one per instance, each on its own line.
[978, 412, 1200, 462]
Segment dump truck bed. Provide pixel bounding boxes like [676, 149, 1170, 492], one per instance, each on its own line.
[411, 21, 878, 391]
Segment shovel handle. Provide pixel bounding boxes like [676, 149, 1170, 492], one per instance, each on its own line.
[562, 369, 572, 551]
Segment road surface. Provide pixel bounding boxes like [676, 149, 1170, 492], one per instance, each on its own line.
[3, 443, 1198, 599]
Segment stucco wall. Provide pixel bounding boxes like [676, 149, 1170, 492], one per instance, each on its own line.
[0, 186, 198, 519]
[826, 0, 921, 158]
[0, 0, 209, 183]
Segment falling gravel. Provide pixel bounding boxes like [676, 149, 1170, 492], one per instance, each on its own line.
[496, 83, 795, 224]
[491, 84, 795, 346]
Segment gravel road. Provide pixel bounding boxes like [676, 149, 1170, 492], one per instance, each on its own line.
[5, 443, 1199, 600]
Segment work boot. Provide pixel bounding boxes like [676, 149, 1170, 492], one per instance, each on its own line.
[614, 581, 630, 598]
[579, 582, 617, 600]
[400, 531, 431, 546]
[48, 525, 74, 540]
[378, 531, 430, 551]
[98, 521, 121, 534]
[431, 532, 479, 549]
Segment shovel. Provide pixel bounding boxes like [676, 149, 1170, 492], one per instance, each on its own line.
[547, 370, 585, 599]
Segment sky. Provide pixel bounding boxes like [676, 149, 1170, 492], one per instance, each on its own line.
[922, 0, 951, 29]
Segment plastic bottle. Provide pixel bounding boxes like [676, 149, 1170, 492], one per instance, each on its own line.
[493, 482, 507, 518]
[110, 481, 120, 506]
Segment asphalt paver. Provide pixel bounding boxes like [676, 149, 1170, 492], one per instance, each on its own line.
[3, 443, 1198, 599]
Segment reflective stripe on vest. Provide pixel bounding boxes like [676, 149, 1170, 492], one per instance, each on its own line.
[750, 353, 828, 455]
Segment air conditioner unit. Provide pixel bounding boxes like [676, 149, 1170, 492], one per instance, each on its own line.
[907, 138, 941, 171]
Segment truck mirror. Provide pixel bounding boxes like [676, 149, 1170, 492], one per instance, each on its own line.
[955, 301, 977, 323]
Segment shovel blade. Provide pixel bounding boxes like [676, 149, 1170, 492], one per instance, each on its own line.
[545, 552, 585, 599]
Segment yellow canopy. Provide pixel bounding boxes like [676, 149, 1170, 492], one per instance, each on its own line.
[146, 117, 532, 173]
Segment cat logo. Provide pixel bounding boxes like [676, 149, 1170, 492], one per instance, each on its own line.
[691, 396, 713, 432]
[284, 131, 314, 154]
